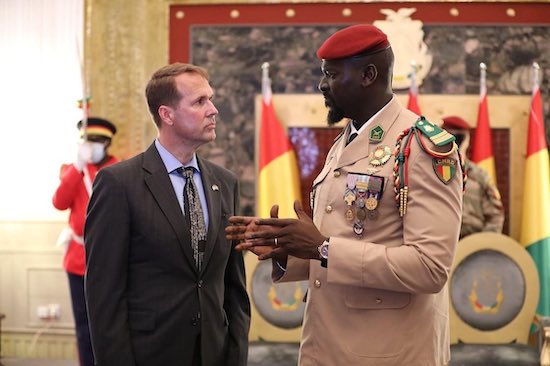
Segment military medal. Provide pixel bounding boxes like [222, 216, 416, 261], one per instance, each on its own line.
[365, 196, 378, 210]
[356, 208, 367, 221]
[344, 175, 358, 220]
[369, 145, 392, 166]
[344, 191, 356, 205]
[353, 222, 364, 236]
[345, 173, 370, 236]
[368, 210, 379, 220]
[365, 175, 384, 220]
[345, 173, 385, 235]
[344, 191, 356, 221]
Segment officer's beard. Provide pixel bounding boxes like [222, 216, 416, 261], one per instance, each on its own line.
[327, 105, 345, 126]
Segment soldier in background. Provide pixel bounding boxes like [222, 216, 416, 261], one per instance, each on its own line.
[52, 117, 119, 366]
[442, 116, 505, 238]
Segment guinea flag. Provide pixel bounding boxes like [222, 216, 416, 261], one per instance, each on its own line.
[471, 85, 497, 184]
[407, 61, 421, 115]
[258, 63, 301, 218]
[521, 63, 550, 318]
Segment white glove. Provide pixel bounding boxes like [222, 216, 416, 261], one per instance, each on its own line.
[75, 142, 92, 171]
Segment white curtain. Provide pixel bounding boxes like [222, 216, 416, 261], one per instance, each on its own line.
[0, 0, 84, 221]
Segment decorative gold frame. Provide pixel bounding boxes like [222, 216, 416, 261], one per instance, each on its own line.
[450, 232, 539, 344]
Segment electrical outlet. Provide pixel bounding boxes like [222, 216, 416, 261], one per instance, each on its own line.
[48, 303, 61, 319]
[37, 304, 61, 320]
[37, 305, 49, 319]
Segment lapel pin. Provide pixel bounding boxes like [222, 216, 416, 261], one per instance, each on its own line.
[211, 184, 219, 191]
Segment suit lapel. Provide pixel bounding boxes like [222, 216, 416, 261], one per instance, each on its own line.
[142, 144, 198, 273]
[197, 158, 221, 274]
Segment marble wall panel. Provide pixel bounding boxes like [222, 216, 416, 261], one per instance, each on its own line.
[190, 24, 550, 215]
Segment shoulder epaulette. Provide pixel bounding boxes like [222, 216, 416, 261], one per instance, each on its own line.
[415, 116, 455, 146]
[392, 117, 463, 217]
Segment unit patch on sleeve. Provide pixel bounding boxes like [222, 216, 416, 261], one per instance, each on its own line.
[432, 158, 458, 184]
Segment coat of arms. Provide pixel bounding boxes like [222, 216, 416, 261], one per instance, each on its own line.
[374, 8, 432, 90]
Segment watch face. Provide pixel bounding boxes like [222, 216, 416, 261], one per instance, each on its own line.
[320, 243, 329, 258]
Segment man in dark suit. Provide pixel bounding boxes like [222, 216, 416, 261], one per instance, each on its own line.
[84, 63, 250, 366]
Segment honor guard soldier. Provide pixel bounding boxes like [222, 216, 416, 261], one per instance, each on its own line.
[52, 117, 119, 366]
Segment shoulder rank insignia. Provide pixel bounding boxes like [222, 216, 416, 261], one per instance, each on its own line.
[415, 116, 455, 146]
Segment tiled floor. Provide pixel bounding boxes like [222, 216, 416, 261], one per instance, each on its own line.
[0, 342, 300, 366]
[1, 359, 77, 366]
[248, 342, 299, 366]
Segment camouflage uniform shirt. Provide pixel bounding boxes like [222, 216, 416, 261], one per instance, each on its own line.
[461, 159, 505, 238]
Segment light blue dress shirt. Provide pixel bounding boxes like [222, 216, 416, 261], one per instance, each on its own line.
[154, 139, 209, 229]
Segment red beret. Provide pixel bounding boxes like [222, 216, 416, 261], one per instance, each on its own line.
[317, 24, 390, 60]
[442, 116, 471, 130]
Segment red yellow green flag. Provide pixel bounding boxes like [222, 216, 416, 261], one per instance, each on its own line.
[258, 63, 301, 218]
[471, 63, 497, 184]
[406, 61, 421, 115]
[521, 63, 550, 317]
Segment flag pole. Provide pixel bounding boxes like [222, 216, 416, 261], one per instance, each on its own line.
[261, 62, 271, 104]
[479, 62, 487, 98]
[76, 36, 88, 140]
[532, 62, 540, 93]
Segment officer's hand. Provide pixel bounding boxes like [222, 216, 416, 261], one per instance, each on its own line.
[246, 200, 325, 261]
[228, 206, 280, 257]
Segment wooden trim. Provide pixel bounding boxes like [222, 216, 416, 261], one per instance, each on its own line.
[170, 2, 550, 62]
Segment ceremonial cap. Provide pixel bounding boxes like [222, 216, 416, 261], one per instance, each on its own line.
[317, 24, 390, 60]
[442, 116, 471, 131]
[77, 117, 117, 139]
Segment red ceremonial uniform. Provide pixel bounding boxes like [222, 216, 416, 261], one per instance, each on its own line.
[52, 157, 118, 275]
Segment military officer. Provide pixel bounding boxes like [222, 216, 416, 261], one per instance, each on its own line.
[227, 24, 463, 366]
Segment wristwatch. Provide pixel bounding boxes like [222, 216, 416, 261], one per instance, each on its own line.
[318, 239, 330, 268]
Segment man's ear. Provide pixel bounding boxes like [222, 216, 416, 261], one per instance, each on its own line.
[158, 105, 174, 126]
[361, 64, 377, 87]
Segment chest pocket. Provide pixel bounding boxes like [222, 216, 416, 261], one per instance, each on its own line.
[345, 287, 411, 309]
[310, 156, 335, 211]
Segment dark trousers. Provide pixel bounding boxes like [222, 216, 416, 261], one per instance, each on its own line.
[68, 273, 94, 366]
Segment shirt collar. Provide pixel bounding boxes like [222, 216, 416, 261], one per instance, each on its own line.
[154, 139, 200, 173]
[350, 95, 395, 136]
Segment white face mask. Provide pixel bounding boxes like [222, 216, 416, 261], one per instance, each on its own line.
[89, 142, 106, 164]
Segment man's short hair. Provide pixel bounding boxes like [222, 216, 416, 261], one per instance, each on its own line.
[145, 63, 209, 127]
